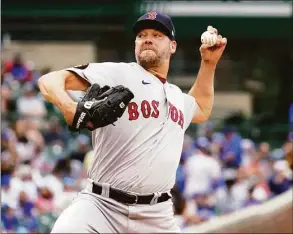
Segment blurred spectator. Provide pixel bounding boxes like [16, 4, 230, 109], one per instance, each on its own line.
[254, 142, 274, 180]
[69, 135, 90, 162]
[16, 83, 47, 121]
[15, 165, 38, 201]
[19, 213, 39, 234]
[13, 119, 38, 163]
[37, 212, 58, 234]
[268, 160, 292, 196]
[1, 204, 19, 233]
[202, 121, 214, 142]
[1, 129, 18, 176]
[53, 177, 78, 215]
[18, 191, 36, 217]
[1, 130, 11, 153]
[3, 53, 29, 83]
[184, 137, 221, 199]
[210, 132, 224, 159]
[26, 60, 41, 86]
[70, 159, 85, 180]
[184, 193, 216, 226]
[240, 139, 256, 167]
[220, 126, 243, 169]
[242, 186, 262, 208]
[242, 142, 267, 180]
[222, 168, 250, 213]
[43, 117, 69, 147]
[1, 174, 20, 209]
[43, 159, 72, 202]
[258, 142, 271, 159]
[34, 186, 54, 214]
[250, 175, 271, 203]
[193, 194, 216, 221]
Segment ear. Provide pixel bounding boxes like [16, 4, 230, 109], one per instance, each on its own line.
[170, 40, 177, 54]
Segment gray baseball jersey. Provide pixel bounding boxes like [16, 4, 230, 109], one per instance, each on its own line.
[66, 62, 198, 194]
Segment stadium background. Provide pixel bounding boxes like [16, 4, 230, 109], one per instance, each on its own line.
[1, 0, 292, 233]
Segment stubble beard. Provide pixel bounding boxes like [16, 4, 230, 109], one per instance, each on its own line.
[137, 53, 161, 69]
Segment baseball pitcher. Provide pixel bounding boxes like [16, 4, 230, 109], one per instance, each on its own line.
[38, 11, 227, 233]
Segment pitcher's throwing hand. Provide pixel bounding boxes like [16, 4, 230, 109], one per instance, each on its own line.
[200, 25, 227, 66]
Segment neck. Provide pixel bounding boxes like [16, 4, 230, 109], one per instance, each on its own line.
[147, 68, 167, 80]
[142, 60, 169, 80]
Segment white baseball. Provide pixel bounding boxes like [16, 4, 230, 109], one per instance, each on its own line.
[201, 31, 218, 47]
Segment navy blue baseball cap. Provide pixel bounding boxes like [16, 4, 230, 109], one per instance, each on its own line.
[133, 11, 176, 40]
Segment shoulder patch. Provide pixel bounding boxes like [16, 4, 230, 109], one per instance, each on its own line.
[74, 63, 89, 70]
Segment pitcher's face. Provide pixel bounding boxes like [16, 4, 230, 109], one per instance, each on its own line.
[135, 29, 176, 69]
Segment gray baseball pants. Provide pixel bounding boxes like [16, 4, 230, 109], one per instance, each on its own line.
[51, 182, 181, 233]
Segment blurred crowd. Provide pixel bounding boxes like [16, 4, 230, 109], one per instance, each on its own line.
[172, 124, 293, 229]
[1, 54, 292, 233]
[1, 54, 93, 233]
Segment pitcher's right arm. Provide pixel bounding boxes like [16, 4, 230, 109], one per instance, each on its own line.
[38, 70, 90, 125]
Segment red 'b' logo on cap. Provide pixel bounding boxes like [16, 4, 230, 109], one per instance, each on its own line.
[146, 11, 157, 20]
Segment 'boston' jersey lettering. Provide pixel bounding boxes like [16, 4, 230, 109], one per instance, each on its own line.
[128, 100, 184, 128]
[64, 62, 198, 194]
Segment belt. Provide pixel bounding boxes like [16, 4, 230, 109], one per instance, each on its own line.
[91, 182, 171, 205]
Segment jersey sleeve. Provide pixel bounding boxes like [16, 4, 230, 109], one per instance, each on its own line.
[210, 160, 221, 179]
[183, 93, 198, 130]
[64, 62, 119, 87]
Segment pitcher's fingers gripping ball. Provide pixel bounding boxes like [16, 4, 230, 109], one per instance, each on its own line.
[201, 25, 227, 48]
[199, 25, 227, 67]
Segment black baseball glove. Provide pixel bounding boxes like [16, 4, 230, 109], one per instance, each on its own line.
[69, 84, 134, 132]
